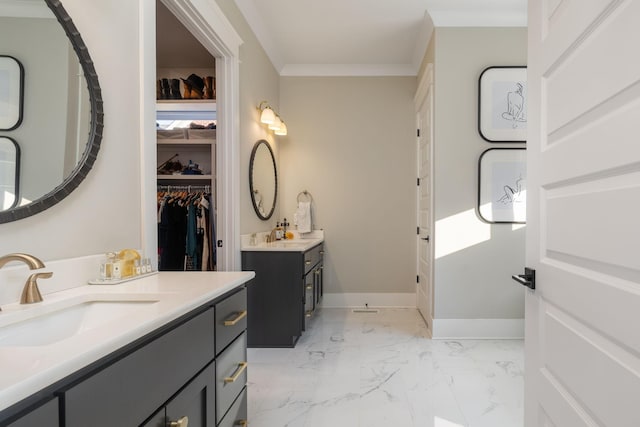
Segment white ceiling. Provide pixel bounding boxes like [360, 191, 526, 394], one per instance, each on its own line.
[233, 0, 528, 76]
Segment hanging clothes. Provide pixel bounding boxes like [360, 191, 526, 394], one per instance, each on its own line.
[157, 187, 216, 271]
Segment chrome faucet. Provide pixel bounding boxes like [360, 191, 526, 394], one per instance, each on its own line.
[0, 253, 53, 307]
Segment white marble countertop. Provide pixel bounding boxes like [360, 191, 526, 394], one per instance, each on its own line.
[241, 230, 324, 252]
[0, 271, 254, 411]
[241, 238, 323, 252]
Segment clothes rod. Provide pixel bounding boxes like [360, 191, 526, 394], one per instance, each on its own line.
[157, 184, 211, 193]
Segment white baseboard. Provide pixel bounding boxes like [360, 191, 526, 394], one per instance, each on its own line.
[432, 318, 524, 339]
[322, 293, 416, 308]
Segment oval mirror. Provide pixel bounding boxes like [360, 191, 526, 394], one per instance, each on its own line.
[249, 140, 277, 220]
[0, 0, 103, 223]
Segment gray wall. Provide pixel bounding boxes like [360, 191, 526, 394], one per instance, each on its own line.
[215, 0, 282, 236]
[0, 0, 141, 260]
[0, 17, 70, 202]
[433, 27, 527, 319]
[279, 76, 417, 296]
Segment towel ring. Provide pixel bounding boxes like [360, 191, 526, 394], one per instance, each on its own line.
[297, 190, 312, 203]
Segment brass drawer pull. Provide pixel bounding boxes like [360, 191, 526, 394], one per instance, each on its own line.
[320, 251, 325, 255]
[224, 362, 248, 383]
[170, 416, 189, 427]
[306, 284, 313, 290]
[224, 310, 247, 326]
[236, 420, 248, 426]
[305, 259, 311, 265]
[305, 311, 312, 318]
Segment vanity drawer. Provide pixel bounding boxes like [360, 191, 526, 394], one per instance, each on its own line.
[218, 388, 247, 427]
[304, 281, 314, 313]
[215, 287, 247, 355]
[64, 308, 215, 427]
[303, 243, 324, 274]
[216, 332, 247, 424]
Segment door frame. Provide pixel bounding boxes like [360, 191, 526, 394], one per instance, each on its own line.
[142, 0, 243, 271]
[414, 62, 435, 334]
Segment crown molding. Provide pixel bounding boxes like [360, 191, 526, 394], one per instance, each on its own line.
[280, 63, 417, 77]
[232, 0, 526, 77]
[430, 10, 527, 27]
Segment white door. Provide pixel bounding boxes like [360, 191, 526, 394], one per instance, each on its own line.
[525, 1, 640, 426]
[415, 64, 434, 331]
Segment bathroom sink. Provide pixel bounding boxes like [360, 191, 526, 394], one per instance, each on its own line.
[0, 297, 160, 347]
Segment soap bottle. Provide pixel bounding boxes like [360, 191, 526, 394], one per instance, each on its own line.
[275, 221, 282, 240]
[100, 252, 117, 280]
[111, 258, 123, 280]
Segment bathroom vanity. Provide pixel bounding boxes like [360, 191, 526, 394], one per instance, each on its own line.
[0, 271, 253, 427]
[241, 236, 324, 347]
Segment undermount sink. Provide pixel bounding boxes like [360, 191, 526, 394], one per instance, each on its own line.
[265, 241, 307, 248]
[0, 297, 160, 347]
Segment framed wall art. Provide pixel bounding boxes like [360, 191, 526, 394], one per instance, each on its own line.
[478, 66, 527, 142]
[0, 55, 24, 131]
[478, 148, 526, 224]
[0, 137, 20, 210]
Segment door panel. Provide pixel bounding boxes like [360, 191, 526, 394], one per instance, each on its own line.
[544, 1, 640, 133]
[541, 0, 611, 57]
[546, 182, 640, 270]
[527, 0, 640, 426]
[416, 64, 433, 330]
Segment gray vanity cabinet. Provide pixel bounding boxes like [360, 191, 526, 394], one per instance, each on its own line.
[5, 399, 58, 427]
[242, 243, 323, 347]
[142, 361, 216, 427]
[0, 286, 249, 427]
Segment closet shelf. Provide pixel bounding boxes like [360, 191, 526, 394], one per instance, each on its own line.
[157, 139, 214, 145]
[157, 174, 213, 181]
[156, 100, 216, 111]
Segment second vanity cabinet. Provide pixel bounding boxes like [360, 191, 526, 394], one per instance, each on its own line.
[0, 284, 249, 427]
[242, 243, 323, 347]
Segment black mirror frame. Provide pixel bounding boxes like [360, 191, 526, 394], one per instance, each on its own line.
[249, 140, 277, 221]
[0, 0, 103, 223]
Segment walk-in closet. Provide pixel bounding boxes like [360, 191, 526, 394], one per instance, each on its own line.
[156, 1, 219, 271]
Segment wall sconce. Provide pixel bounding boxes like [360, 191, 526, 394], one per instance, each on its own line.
[257, 100, 287, 136]
[275, 120, 287, 136]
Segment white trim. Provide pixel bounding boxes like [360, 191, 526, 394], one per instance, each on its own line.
[163, 0, 242, 58]
[144, 0, 243, 271]
[432, 318, 524, 339]
[430, 10, 527, 27]
[140, 0, 158, 269]
[280, 63, 416, 77]
[414, 63, 434, 109]
[322, 293, 417, 308]
[215, 54, 242, 270]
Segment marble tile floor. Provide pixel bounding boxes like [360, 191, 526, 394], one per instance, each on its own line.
[247, 308, 524, 427]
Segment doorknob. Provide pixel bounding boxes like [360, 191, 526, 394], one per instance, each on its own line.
[512, 267, 535, 290]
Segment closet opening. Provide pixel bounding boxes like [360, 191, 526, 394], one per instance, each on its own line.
[156, 0, 219, 271]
